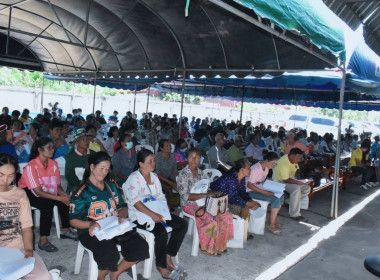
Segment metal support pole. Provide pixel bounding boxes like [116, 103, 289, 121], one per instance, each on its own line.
[331, 68, 346, 219]
[6, 7, 12, 55]
[40, 76, 44, 113]
[146, 86, 150, 113]
[178, 71, 186, 138]
[239, 87, 245, 124]
[133, 84, 137, 118]
[92, 74, 97, 115]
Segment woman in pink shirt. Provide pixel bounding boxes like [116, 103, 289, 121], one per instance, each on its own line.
[18, 137, 77, 252]
[246, 152, 284, 235]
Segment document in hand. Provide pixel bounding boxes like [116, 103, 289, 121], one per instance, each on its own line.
[291, 177, 313, 184]
[93, 216, 136, 241]
[190, 179, 209, 206]
[262, 180, 286, 199]
[136, 200, 172, 227]
[0, 247, 35, 280]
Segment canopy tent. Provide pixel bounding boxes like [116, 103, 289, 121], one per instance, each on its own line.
[0, 0, 342, 78]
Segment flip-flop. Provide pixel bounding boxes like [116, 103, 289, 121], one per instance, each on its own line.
[276, 223, 284, 229]
[38, 241, 58, 252]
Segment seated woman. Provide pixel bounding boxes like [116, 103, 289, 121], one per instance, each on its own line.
[155, 139, 180, 208]
[112, 133, 136, 186]
[14, 122, 40, 163]
[123, 149, 188, 279]
[0, 153, 52, 280]
[210, 158, 259, 219]
[18, 137, 77, 252]
[86, 125, 106, 153]
[69, 152, 149, 280]
[246, 152, 284, 235]
[103, 126, 118, 157]
[177, 148, 233, 256]
[6, 119, 27, 144]
[173, 139, 188, 170]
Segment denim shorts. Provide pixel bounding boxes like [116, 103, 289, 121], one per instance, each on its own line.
[248, 191, 284, 209]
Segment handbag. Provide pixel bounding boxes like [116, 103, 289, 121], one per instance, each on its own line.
[195, 192, 228, 217]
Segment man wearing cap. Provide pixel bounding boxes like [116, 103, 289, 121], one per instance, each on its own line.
[65, 129, 94, 194]
[0, 124, 18, 159]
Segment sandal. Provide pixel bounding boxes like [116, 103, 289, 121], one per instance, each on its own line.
[201, 250, 221, 257]
[167, 265, 188, 278]
[38, 241, 58, 252]
[267, 224, 282, 235]
[276, 223, 284, 229]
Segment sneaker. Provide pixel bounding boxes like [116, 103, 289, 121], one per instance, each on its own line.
[60, 230, 78, 240]
[368, 182, 378, 187]
[291, 216, 308, 222]
[360, 184, 368, 190]
[365, 182, 373, 188]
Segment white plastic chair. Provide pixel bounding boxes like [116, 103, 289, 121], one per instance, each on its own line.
[203, 168, 222, 182]
[135, 144, 154, 153]
[136, 227, 179, 279]
[32, 206, 61, 239]
[179, 211, 199, 256]
[184, 138, 198, 149]
[18, 162, 27, 174]
[74, 242, 137, 280]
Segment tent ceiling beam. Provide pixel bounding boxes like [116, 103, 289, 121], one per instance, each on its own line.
[47, 0, 72, 43]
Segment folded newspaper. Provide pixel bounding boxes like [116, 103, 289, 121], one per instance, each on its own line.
[262, 180, 286, 199]
[93, 216, 136, 241]
[0, 247, 35, 280]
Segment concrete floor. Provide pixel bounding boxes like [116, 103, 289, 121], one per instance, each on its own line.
[36, 178, 380, 280]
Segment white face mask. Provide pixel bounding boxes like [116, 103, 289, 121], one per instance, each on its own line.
[67, 118, 72, 122]
[180, 148, 187, 153]
[156, 126, 161, 131]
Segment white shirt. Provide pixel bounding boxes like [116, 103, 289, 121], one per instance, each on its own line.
[245, 143, 263, 161]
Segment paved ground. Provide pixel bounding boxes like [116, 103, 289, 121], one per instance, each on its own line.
[36, 178, 380, 280]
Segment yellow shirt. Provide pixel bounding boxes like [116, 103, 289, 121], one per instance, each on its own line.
[273, 154, 298, 182]
[89, 141, 101, 152]
[349, 148, 368, 168]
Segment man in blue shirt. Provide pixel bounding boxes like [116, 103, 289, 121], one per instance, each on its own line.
[49, 119, 69, 159]
[370, 136, 379, 160]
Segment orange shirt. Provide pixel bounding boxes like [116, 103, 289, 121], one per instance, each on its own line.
[283, 140, 309, 155]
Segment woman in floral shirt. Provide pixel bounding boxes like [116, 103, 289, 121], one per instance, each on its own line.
[177, 148, 233, 256]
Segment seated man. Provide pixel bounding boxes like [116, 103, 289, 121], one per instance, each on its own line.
[228, 135, 244, 166]
[208, 133, 231, 172]
[49, 119, 70, 159]
[282, 132, 309, 156]
[245, 133, 263, 164]
[349, 139, 374, 189]
[65, 129, 93, 194]
[273, 148, 310, 222]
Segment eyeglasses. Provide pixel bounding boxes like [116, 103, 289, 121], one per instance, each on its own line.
[42, 145, 54, 150]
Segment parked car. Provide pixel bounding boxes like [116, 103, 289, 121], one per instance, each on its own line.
[285, 115, 339, 138]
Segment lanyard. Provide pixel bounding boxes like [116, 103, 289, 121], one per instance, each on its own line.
[139, 170, 155, 201]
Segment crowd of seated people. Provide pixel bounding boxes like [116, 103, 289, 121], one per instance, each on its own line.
[0, 104, 379, 279]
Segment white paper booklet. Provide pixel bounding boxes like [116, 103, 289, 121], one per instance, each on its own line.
[93, 216, 136, 241]
[262, 180, 286, 199]
[190, 179, 209, 206]
[0, 247, 35, 280]
[136, 200, 172, 230]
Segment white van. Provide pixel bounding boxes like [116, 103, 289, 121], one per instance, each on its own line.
[286, 115, 338, 138]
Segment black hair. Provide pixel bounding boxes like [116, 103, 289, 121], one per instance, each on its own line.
[264, 152, 279, 162]
[29, 137, 53, 161]
[49, 119, 63, 130]
[81, 151, 111, 184]
[235, 158, 249, 172]
[0, 153, 18, 173]
[107, 126, 118, 138]
[85, 124, 96, 133]
[361, 139, 371, 150]
[11, 110, 20, 117]
[187, 147, 201, 158]
[175, 138, 186, 149]
[289, 147, 303, 156]
[133, 149, 154, 171]
[116, 133, 132, 152]
[29, 123, 41, 137]
[158, 138, 169, 152]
